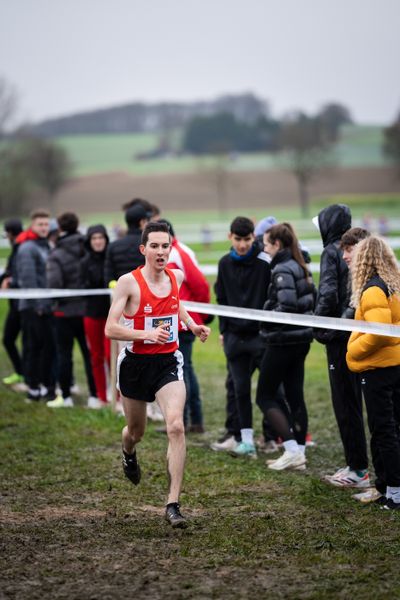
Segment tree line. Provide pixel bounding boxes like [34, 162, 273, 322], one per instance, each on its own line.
[1, 74, 400, 218]
[0, 79, 71, 217]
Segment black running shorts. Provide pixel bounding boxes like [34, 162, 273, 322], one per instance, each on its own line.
[117, 349, 184, 402]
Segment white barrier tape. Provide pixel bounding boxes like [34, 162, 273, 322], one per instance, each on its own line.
[201, 263, 319, 275]
[0, 288, 112, 299]
[184, 301, 400, 339]
[1, 289, 399, 338]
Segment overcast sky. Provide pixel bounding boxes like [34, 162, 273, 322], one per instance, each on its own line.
[1, 0, 399, 125]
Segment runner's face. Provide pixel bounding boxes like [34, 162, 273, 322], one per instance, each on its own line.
[229, 232, 254, 256]
[141, 232, 171, 270]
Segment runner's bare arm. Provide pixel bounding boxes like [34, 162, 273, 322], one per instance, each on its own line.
[171, 269, 210, 343]
[178, 301, 211, 343]
[105, 275, 170, 343]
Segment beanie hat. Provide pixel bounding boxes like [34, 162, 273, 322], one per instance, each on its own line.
[254, 216, 277, 237]
[4, 218, 23, 237]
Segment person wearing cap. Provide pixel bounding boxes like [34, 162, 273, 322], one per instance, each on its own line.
[1, 218, 24, 386]
[104, 199, 152, 286]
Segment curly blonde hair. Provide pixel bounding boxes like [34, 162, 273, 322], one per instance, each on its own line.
[351, 235, 400, 307]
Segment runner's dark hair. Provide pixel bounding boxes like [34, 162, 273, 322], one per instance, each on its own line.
[141, 221, 171, 246]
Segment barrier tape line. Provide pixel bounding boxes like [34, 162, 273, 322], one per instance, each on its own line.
[1, 288, 400, 338]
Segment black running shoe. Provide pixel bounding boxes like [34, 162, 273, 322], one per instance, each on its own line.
[25, 389, 41, 404]
[165, 502, 188, 529]
[382, 498, 400, 510]
[122, 449, 141, 485]
[374, 495, 387, 506]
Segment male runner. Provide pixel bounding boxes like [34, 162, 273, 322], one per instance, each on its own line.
[105, 221, 210, 528]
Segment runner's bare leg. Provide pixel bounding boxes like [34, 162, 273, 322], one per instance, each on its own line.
[121, 396, 147, 453]
[156, 380, 186, 504]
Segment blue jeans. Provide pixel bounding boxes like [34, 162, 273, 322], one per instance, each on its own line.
[179, 331, 203, 427]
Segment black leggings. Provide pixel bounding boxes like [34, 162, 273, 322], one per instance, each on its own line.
[256, 343, 310, 445]
[2, 302, 23, 375]
[326, 341, 368, 471]
[362, 366, 400, 490]
[55, 316, 97, 399]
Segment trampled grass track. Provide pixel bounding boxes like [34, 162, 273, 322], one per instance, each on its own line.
[1, 300, 400, 599]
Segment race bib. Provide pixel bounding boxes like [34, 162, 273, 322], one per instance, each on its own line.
[144, 314, 178, 344]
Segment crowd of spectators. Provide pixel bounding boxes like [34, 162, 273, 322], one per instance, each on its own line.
[1, 199, 400, 510]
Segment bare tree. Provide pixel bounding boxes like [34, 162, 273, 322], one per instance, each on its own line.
[196, 142, 232, 216]
[0, 145, 31, 217]
[25, 137, 72, 210]
[0, 77, 18, 137]
[383, 111, 400, 177]
[0, 76, 25, 217]
[278, 113, 335, 217]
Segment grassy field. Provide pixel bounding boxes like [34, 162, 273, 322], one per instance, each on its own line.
[66, 193, 400, 235]
[1, 287, 400, 598]
[56, 124, 387, 178]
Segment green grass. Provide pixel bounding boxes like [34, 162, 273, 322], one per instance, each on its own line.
[335, 124, 387, 168]
[55, 124, 388, 178]
[1, 298, 400, 598]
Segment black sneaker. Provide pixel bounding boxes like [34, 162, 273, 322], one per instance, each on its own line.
[25, 389, 41, 403]
[374, 495, 388, 506]
[122, 449, 141, 485]
[382, 498, 400, 510]
[165, 502, 188, 529]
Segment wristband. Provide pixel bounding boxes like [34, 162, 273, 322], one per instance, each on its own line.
[185, 317, 194, 329]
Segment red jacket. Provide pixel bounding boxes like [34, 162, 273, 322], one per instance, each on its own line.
[167, 239, 210, 327]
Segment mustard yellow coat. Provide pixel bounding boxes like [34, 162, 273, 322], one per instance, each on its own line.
[346, 285, 400, 373]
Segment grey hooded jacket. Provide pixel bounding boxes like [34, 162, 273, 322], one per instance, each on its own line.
[16, 238, 52, 313]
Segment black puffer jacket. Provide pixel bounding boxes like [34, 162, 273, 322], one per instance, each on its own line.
[314, 204, 352, 343]
[47, 232, 87, 317]
[79, 225, 110, 318]
[104, 226, 144, 284]
[260, 248, 315, 345]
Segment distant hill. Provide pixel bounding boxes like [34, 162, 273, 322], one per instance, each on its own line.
[32, 93, 268, 136]
[55, 125, 386, 178]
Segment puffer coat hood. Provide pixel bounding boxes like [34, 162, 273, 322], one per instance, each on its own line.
[318, 204, 351, 247]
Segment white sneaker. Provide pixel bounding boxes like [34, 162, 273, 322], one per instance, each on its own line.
[323, 466, 349, 482]
[352, 488, 382, 503]
[47, 396, 74, 408]
[328, 469, 370, 489]
[268, 450, 306, 471]
[87, 396, 106, 409]
[211, 435, 238, 452]
[70, 384, 81, 395]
